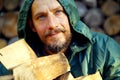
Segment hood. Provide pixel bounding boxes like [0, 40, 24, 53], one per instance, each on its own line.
[17, 0, 92, 49]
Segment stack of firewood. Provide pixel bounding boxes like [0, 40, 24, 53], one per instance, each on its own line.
[75, 0, 120, 44]
[0, 0, 120, 49]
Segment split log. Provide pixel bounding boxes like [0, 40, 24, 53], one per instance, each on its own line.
[0, 39, 37, 69]
[82, 0, 97, 8]
[1, 12, 18, 38]
[104, 15, 120, 36]
[83, 8, 103, 28]
[75, 1, 88, 18]
[101, 0, 120, 16]
[0, 38, 7, 49]
[13, 53, 70, 80]
[3, 0, 19, 11]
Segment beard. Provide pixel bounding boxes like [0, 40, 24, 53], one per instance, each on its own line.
[44, 34, 72, 53]
[40, 26, 72, 53]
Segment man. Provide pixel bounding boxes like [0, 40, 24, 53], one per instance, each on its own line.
[0, 0, 120, 79]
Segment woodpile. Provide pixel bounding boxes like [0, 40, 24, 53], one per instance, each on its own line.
[101, 0, 120, 16]
[75, 0, 120, 44]
[3, 0, 19, 11]
[0, 38, 7, 49]
[0, 39, 102, 80]
[0, 0, 119, 49]
[1, 12, 18, 38]
[104, 15, 120, 36]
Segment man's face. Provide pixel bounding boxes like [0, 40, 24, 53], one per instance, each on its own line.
[31, 0, 71, 53]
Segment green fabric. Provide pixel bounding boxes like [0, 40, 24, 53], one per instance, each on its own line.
[1, 0, 120, 80]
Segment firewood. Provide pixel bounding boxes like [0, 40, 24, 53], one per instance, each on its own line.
[104, 15, 120, 35]
[82, 0, 97, 7]
[83, 8, 103, 28]
[3, 0, 19, 11]
[101, 0, 119, 16]
[13, 53, 70, 80]
[75, 1, 87, 18]
[0, 38, 7, 49]
[0, 39, 37, 70]
[1, 12, 18, 38]
[55, 72, 74, 80]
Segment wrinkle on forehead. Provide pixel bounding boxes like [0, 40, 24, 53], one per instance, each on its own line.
[32, 0, 61, 10]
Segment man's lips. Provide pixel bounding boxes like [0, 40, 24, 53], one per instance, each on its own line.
[48, 32, 60, 36]
[47, 32, 60, 37]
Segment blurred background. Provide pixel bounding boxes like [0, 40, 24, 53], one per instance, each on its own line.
[0, 0, 120, 49]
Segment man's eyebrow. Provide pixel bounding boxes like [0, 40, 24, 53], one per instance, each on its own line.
[52, 6, 63, 11]
[34, 11, 46, 18]
[33, 6, 63, 18]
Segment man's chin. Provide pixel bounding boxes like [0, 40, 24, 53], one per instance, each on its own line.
[45, 43, 65, 53]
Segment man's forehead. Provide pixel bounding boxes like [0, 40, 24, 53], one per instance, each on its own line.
[32, 0, 61, 7]
[31, 0, 63, 12]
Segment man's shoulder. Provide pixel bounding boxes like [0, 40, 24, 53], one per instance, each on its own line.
[91, 31, 109, 43]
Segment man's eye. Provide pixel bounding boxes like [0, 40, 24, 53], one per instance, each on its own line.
[55, 10, 63, 15]
[38, 15, 46, 20]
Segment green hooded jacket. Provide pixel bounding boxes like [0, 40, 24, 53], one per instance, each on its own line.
[0, 0, 120, 80]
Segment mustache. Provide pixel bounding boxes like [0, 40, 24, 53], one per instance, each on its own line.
[44, 27, 66, 37]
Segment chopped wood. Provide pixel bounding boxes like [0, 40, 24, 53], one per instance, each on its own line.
[83, 8, 103, 27]
[0, 39, 37, 70]
[0, 38, 7, 49]
[75, 1, 88, 17]
[1, 12, 18, 38]
[104, 15, 120, 35]
[3, 0, 19, 11]
[13, 53, 70, 80]
[101, 0, 120, 16]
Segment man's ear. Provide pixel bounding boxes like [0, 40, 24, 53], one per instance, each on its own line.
[29, 19, 36, 32]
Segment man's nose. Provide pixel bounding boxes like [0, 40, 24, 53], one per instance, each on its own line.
[48, 13, 58, 30]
